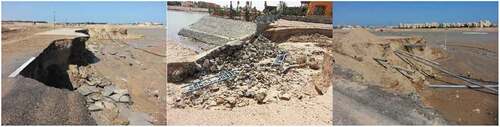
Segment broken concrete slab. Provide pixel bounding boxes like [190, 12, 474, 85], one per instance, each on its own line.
[178, 16, 256, 46]
[103, 85, 116, 96]
[77, 85, 99, 96]
[89, 101, 104, 111]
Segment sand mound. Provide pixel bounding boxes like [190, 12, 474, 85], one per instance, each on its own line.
[87, 26, 143, 40]
[339, 29, 383, 44]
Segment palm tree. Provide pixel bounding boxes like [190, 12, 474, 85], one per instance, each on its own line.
[229, 1, 234, 19]
[237, 1, 240, 16]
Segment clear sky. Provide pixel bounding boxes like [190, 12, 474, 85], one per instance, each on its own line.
[333, 2, 498, 26]
[2, 2, 166, 24]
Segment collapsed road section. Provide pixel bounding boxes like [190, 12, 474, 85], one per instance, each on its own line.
[2, 27, 162, 125]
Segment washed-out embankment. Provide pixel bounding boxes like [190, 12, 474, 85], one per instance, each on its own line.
[2, 28, 140, 125]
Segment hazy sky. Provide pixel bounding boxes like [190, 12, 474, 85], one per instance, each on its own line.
[334, 2, 498, 26]
[2, 2, 166, 24]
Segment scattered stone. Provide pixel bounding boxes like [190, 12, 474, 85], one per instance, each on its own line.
[114, 89, 129, 95]
[254, 92, 266, 104]
[473, 108, 481, 114]
[237, 100, 249, 107]
[98, 80, 111, 87]
[279, 93, 291, 100]
[225, 97, 237, 104]
[77, 85, 99, 96]
[103, 85, 116, 96]
[215, 97, 225, 105]
[89, 93, 103, 101]
[244, 90, 256, 97]
[67, 64, 136, 125]
[206, 99, 217, 106]
[103, 101, 117, 110]
[89, 101, 104, 111]
[86, 97, 96, 103]
[110, 94, 122, 102]
[119, 95, 131, 103]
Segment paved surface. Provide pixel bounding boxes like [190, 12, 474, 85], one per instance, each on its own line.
[2, 35, 77, 97]
[178, 16, 256, 45]
[35, 28, 89, 37]
[331, 65, 447, 125]
[2, 77, 96, 125]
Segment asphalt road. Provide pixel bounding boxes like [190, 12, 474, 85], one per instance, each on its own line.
[2, 77, 96, 125]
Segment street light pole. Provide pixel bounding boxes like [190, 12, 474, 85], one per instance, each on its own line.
[53, 11, 56, 30]
[444, 29, 447, 50]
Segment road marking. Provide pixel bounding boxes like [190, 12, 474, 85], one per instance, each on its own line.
[8, 57, 36, 78]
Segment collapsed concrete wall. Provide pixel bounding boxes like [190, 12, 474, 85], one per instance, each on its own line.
[168, 33, 335, 109]
[178, 16, 256, 45]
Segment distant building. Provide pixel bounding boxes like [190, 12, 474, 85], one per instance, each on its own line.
[398, 20, 494, 29]
[303, 1, 332, 17]
[181, 1, 194, 7]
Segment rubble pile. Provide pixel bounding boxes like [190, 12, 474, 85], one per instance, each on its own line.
[68, 65, 133, 125]
[287, 33, 332, 43]
[172, 36, 326, 109]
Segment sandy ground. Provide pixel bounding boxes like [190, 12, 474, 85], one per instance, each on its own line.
[422, 41, 498, 125]
[88, 27, 167, 124]
[375, 29, 498, 125]
[366, 29, 498, 125]
[2, 23, 56, 44]
[166, 86, 333, 125]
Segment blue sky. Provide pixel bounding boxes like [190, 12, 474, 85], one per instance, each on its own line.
[2, 2, 166, 24]
[333, 2, 498, 26]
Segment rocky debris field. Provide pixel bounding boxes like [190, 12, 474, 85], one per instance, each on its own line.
[170, 35, 330, 110]
[68, 65, 139, 125]
[65, 39, 157, 125]
[287, 33, 332, 44]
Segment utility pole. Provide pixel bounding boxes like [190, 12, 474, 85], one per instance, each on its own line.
[444, 28, 447, 50]
[53, 11, 56, 30]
